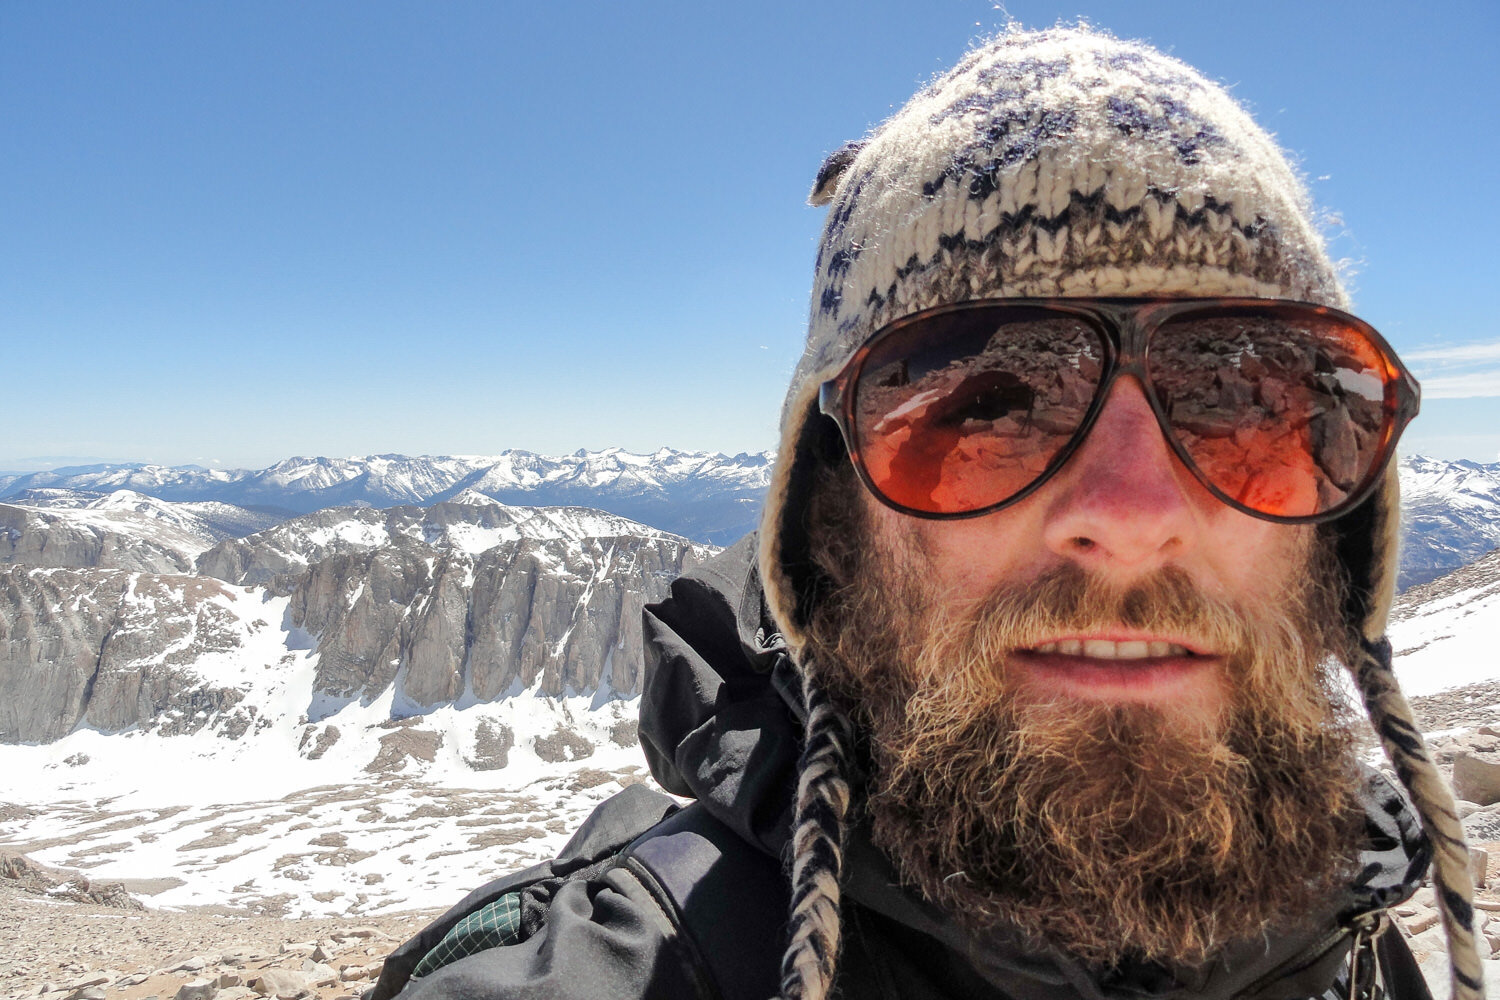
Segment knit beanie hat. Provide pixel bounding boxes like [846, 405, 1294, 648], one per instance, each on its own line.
[756, 25, 1481, 1000]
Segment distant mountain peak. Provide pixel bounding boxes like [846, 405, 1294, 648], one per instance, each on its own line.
[445, 488, 504, 508]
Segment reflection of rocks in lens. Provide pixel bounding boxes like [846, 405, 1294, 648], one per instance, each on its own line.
[1310, 411, 1360, 490]
[1149, 320, 1392, 514]
[856, 318, 1101, 508]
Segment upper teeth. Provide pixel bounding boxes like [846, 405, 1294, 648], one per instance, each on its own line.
[1031, 639, 1189, 659]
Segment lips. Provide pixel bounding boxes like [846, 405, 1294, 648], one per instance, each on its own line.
[1028, 639, 1192, 659]
[1013, 636, 1218, 704]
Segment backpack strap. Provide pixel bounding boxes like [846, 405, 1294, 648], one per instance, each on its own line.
[621, 802, 790, 1000]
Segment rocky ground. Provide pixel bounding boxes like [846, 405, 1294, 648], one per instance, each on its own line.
[4, 678, 1500, 1000]
[0, 850, 431, 1000]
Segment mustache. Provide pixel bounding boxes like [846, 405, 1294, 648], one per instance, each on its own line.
[889, 558, 1337, 724]
[914, 561, 1303, 658]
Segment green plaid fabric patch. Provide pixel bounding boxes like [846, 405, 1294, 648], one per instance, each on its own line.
[411, 892, 526, 979]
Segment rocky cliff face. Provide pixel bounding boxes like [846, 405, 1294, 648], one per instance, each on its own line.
[0, 568, 254, 743]
[197, 499, 704, 708]
[0, 492, 710, 744]
[0, 503, 205, 575]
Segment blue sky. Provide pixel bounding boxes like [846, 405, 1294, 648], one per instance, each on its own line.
[3, 1, 1497, 471]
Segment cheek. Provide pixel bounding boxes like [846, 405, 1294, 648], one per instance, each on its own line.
[871, 505, 1040, 606]
[1194, 517, 1314, 605]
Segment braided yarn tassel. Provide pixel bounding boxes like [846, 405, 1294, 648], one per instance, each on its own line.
[1352, 637, 1485, 1000]
[777, 658, 856, 1000]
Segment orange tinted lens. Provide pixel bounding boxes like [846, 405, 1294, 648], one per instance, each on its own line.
[853, 308, 1105, 513]
[1148, 307, 1394, 518]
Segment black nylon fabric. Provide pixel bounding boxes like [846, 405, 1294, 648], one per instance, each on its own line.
[639, 535, 803, 858]
[378, 537, 1433, 1000]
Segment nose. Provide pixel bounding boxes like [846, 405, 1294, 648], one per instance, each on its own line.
[1040, 376, 1202, 576]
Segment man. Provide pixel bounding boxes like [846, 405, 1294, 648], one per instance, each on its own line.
[373, 26, 1481, 1000]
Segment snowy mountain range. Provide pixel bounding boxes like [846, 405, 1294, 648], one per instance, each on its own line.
[1, 446, 1496, 749]
[2, 449, 1497, 585]
[0, 483, 706, 916]
[0, 447, 1496, 749]
[0, 448, 774, 546]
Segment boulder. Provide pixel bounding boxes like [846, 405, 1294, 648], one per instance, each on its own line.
[173, 979, 218, 1000]
[1468, 734, 1500, 753]
[338, 964, 380, 982]
[1408, 925, 1448, 957]
[1405, 910, 1442, 935]
[218, 950, 262, 967]
[64, 975, 111, 991]
[300, 961, 338, 985]
[1454, 753, 1500, 807]
[247, 969, 307, 999]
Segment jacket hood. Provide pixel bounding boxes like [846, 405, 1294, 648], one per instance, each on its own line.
[640, 536, 1430, 1000]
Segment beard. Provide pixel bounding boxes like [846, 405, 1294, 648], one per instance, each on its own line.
[802, 465, 1364, 969]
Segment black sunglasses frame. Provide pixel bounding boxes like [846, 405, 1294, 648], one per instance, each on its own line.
[817, 297, 1421, 525]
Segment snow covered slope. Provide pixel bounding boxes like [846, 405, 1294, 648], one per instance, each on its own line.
[1399, 456, 1500, 590]
[0, 589, 648, 916]
[3, 488, 285, 549]
[0, 494, 221, 574]
[1389, 548, 1500, 697]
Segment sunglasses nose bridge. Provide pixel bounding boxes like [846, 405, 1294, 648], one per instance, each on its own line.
[1078, 310, 1199, 504]
[1108, 307, 1152, 368]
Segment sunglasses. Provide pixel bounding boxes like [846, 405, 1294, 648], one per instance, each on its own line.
[818, 298, 1420, 524]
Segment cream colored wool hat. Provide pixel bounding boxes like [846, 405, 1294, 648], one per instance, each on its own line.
[756, 26, 1480, 1000]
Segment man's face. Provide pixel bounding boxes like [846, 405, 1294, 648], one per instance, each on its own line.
[859, 375, 1315, 732]
[805, 373, 1361, 969]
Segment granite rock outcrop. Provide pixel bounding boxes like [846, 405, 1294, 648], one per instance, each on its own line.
[0, 495, 709, 743]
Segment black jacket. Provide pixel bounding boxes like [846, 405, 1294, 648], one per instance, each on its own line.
[375, 536, 1432, 1000]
